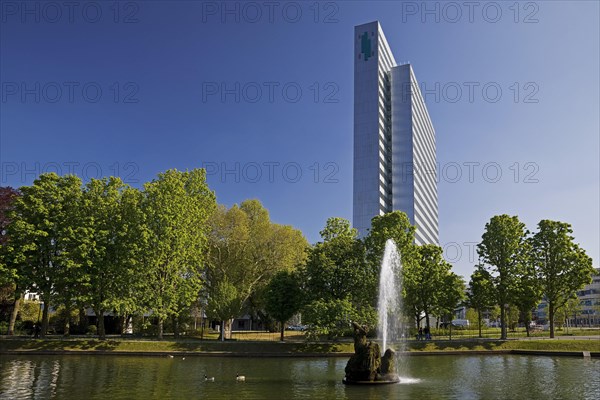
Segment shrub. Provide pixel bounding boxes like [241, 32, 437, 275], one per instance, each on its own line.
[87, 324, 97, 335]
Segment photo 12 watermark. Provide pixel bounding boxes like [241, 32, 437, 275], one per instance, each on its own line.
[0, 1, 141, 24]
[1, 161, 140, 184]
[401, 161, 540, 184]
[201, 81, 340, 104]
[402, 81, 540, 104]
[200, 1, 339, 24]
[400, 1, 540, 24]
[202, 161, 340, 184]
[1, 81, 140, 104]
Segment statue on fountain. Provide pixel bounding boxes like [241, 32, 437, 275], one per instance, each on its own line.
[343, 322, 399, 384]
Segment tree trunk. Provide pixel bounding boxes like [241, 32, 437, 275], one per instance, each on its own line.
[173, 315, 180, 339]
[96, 309, 106, 340]
[41, 297, 50, 338]
[478, 309, 482, 338]
[63, 304, 71, 337]
[78, 307, 89, 333]
[226, 319, 233, 340]
[220, 320, 225, 341]
[121, 314, 132, 335]
[8, 293, 22, 335]
[425, 309, 430, 330]
[449, 316, 452, 340]
[120, 315, 126, 335]
[280, 322, 285, 342]
[158, 318, 164, 340]
[500, 304, 507, 340]
[549, 302, 555, 339]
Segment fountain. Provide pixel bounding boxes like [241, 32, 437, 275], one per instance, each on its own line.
[378, 239, 402, 353]
[343, 239, 402, 385]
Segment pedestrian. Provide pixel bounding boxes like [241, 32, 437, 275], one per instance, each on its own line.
[424, 326, 431, 340]
[418, 327, 423, 341]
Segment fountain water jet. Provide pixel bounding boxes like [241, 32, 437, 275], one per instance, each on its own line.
[343, 239, 402, 385]
[377, 239, 402, 353]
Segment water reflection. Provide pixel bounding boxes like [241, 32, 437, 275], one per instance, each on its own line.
[0, 355, 598, 399]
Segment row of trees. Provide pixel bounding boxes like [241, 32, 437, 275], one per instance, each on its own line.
[268, 213, 594, 341]
[0, 171, 307, 339]
[469, 215, 594, 339]
[263, 212, 466, 340]
[1, 171, 593, 342]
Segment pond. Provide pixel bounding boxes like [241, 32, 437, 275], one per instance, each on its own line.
[1, 354, 598, 399]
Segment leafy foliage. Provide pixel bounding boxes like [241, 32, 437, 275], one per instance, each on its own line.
[140, 169, 216, 339]
[3, 173, 83, 336]
[530, 220, 594, 338]
[206, 200, 307, 338]
[477, 214, 528, 339]
[466, 265, 495, 337]
[264, 271, 304, 341]
[403, 244, 453, 329]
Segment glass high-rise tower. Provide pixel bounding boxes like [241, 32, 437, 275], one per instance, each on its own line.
[353, 21, 438, 245]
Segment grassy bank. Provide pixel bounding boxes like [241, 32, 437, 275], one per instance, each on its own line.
[408, 339, 600, 352]
[0, 338, 353, 354]
[1, 338, 598, 355]
[427, 326, 600, 339]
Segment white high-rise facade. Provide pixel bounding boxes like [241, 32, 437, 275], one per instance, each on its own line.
[353, 21, 438, 245]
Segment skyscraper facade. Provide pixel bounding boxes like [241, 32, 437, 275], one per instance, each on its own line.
[353, 21, 438, 245]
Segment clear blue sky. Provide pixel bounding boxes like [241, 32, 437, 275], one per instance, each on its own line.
[1, 1, 598, 279]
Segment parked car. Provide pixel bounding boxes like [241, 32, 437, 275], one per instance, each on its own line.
[451, 319, 470, 328]
[286, 325, 307, 331]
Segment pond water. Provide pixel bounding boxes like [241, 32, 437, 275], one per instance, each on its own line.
[1, 354, 598, 399]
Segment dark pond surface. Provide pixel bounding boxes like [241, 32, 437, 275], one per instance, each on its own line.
[1, 354, 598, 399]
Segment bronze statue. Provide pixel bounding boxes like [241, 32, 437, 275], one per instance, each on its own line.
[343, 322, 399, 384]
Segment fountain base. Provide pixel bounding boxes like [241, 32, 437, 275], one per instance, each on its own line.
[342, 374, 400, 385]
[344, 323, 399, 385]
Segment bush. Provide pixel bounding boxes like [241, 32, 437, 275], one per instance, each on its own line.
[301, 298, 374, 341]
[49, 306, 79, 334]
[0, 321, 8, 335]
[19, 301, 41, 323]
[87, 324, 97, 335]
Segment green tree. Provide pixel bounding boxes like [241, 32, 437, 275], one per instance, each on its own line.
[141, 169, 216, 339]
[299, 217, 378, 340]
[477, 214, 528, 339]
[264, 271, 304, 341]
[512, 257, 542, 337]
[506, 304, 519, 332]
[302, 298, 360, 341]
[530, 220, 594, 338]
[403, 244, 452, 330]
[437, 272, 466, 340]
[76, 178, 144, 339]
[0, 186, 22, 335]
[465, 308, 479, 327]
[466, 265, 495, 338]
[555, 297, 583, 333]
[205, 279, 243, 341]
[302, 218, 370, 305]
[18, 300, 41, 324]
[206, 200, 307, 339]
[4, 174, 83, 337]
[364, 211, 417, 276]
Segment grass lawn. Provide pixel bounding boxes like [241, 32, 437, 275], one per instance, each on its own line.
[406, 339, 600, 353]
[0, 337, 354, 354]
[426, 326, 600, 340]
[1, 336, 598, 354]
